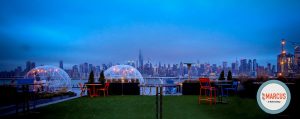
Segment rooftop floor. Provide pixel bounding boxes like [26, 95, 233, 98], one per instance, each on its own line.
[3, 95, 267, 119]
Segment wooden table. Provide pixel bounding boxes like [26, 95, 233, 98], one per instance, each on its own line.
[85, 84, 102, 97]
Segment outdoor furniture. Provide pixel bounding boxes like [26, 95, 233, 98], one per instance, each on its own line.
[97, 83, 110, 97]
[140, 84, 178, 119]
[85, 83, 102, 97]
[78, 83, 86, 97]
[198, 78, 217, 105]
[224, 81, 239, 96]
[213, 81, 232, 104]
[139, 84, 179, 95]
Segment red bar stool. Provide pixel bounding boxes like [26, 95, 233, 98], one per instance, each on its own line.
[198, 78, 217, 105]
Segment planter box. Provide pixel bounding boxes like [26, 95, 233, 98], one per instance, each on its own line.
[0, 86, 17, 105]
[182, 83, 200, 95]
[109, 83, 140, 95]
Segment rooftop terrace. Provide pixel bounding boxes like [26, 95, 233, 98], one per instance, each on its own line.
[2, 96, 266, 119]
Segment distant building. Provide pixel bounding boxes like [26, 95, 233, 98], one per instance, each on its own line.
[72, 65, 80, 79]
[138, 49, 144, 70]
[211, 64, 217, 73]
[239, 59, 248, 75]
[231, 63, 236, 75]
[295, 46, 300, 76]
[88, 64, 93, 73]
[25, 61, 35, 72]
[267, 63, 272, 76]
[248, 59, 252, 73]
[271, 65, 276, 76]
[257, 66, 267, 77]
[59, 60, 63, 69]
[222, 61, 227, 70]
[252, 59, 257, 77]
[277, 53, 294, 77]
[127, 60, 135, 67]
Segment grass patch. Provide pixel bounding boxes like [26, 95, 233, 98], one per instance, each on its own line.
[5, 96, 267, 119]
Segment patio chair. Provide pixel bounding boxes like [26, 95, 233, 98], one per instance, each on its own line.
[78, 83, 87, 97]
[97, 83, 110, 97]
[224, 81, 238, 96]
[198, 78, 217, 105]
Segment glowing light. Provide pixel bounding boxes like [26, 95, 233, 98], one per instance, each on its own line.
[25, 65, 72, 93]
[104, 65, 144, 84]
[282, 50, 286, 54]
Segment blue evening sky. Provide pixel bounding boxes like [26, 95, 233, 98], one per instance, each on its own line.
[1, 0, 300, 70]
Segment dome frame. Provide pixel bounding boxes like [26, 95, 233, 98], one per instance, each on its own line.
[104, 65, 144, 84]
[25, 65, 72, 93]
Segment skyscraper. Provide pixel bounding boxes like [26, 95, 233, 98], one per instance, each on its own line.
[277, 53, 294, 77]
[248, 59, 252, 73]
[235, 58, 239, 73]
[26, 61, 31, 72]
[253, 59, 257, 72]
[25, 61, 35, 72]
[239, 59, 248, 75]
[253, 59, 257, 77]
[267, 63, 271, 76]
[72, 65, 80, 78]
[231, 63, 236, 75]
[59, 60, 63, 69]
[277, 39, 295, 77]
[295, 46, 300, 75]
[138, 49, 144, 70]
[222, 61, 227, 70]
[271, 65, 276, 76]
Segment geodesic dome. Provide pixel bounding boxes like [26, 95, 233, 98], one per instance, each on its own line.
[104, 65, 144, 84]
[25, 65, 72, 93]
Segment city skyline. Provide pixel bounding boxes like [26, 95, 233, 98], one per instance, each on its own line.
[1, 0, 300, 70]
[0, 54, 276, 79]
[0, 52, 274, 72]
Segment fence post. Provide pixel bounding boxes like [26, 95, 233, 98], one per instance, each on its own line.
[156, 86, 159, 119]
[160, 86, 163, 119]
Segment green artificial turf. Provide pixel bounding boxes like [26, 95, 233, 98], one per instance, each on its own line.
[5, 96, 267, 119]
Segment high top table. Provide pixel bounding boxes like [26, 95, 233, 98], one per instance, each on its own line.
[85, 83, 102, 97]
[212, 80, 232, 104]
[139, 84, 179, 119]
[139, 84, 181, 95]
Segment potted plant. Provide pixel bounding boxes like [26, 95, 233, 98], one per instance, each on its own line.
[218, 70, 225, 80]
[88, 71, 95, 84]
[98, 70, 106, 85]
[227, 70, 233, 81]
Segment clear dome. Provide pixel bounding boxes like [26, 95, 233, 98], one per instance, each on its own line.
[104, 65, 144, 84]
[25, 65, 72, 93]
